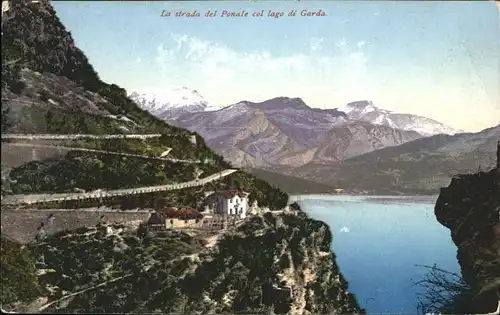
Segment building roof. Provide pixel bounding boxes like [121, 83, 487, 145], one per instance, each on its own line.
[177, 208, 203, 219]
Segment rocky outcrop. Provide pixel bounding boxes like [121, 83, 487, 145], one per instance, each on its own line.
[434, 141, 500, 313]
[2, 210, 364, 314]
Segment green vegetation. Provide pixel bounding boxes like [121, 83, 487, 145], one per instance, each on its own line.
[10, 156, 288, 210]
[0, 236, 44, 306]
[1, 0, 288, 211]
[23, 188, 203, 211]
[1, 2, 362, 313]
[15, 212, 363, 314]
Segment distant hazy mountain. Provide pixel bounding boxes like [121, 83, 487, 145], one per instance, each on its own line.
[336, 100, 463, 136]
[157, 97, 431, 167]
[129, 87, 222, 120]
[276, 125, 500, 194]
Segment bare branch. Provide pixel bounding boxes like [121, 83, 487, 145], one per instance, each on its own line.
[413, 264, 470, 314]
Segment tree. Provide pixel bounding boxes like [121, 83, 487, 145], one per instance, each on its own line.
[0, 236, 43, 306]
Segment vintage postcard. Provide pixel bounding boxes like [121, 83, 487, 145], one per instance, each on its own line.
[1, 0, 499, 314]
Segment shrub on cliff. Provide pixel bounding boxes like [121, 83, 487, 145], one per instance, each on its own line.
[0, 236, 43, 306]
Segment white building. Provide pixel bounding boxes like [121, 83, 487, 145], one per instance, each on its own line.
[203, 190, 249, 219]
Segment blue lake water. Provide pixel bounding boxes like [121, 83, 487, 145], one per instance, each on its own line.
[292, 195, 461, 314]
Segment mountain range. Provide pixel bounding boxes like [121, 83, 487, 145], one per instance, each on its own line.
[130, 90, 462, 168]
[130, 88, 499, 194]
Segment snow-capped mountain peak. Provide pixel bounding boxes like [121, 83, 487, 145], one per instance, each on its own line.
[129, 87, 222, 120]
[338, 100, 379, 115]
[336, 100, 462, 136]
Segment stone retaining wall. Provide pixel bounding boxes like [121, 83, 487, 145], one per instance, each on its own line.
[1, 209, 150, 244]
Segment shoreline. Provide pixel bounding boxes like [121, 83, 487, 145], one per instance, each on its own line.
[289, 194, 439, 201]
[289, 193, 440, 197]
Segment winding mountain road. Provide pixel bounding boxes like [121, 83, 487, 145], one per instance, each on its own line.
[2, 134, 163, 140]
[4, 142, 203, 164]
[2, 169, 238, 205]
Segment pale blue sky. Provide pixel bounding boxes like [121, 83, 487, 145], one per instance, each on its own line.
[53, 1, 499, 132]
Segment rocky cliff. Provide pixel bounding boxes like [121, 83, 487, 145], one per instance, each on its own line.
[434, 141, 500, 313]
[1, 211, 364, 314]
[1, 1, 361, 313]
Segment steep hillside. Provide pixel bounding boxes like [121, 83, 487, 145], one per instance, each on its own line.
[0, 0, 287, 210]
[434, 143, 500, 313]
[0, 2, 365, 313]
[1, 212, 364, 314]
[245, 167, 337, 194]
[284, 125, 500, 194]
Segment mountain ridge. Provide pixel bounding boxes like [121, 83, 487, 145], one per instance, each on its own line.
[141, 96, 429, 167]
[275, 124, 500, 194]
[131, 89, 464, 169]
[131, 89, 461, 136]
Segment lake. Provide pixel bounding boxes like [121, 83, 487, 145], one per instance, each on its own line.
[292, 195, 461, 314]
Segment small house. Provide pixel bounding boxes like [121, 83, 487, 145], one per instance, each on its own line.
[203, 190, 249, 219]
[147, 207, 204, 230]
